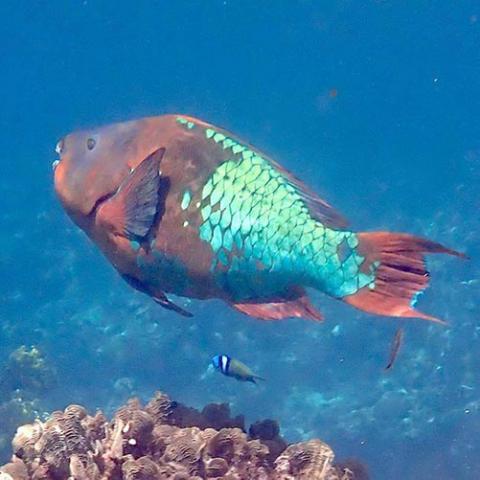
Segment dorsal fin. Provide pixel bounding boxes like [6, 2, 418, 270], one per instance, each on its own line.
[268, 157, 348, 229]
[182, 116, 348, 229]
[97, 148, 165, 240]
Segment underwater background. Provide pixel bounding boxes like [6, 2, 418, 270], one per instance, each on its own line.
[0, 1, 478, 479]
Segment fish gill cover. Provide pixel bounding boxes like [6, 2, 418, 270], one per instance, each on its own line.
[0, 2, 478, 480]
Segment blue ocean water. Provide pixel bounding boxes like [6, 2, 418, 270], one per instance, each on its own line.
[0, 1, 478, 478]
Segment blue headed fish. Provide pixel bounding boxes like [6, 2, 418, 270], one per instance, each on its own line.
[53, 114, 465, 324]
[211, 354, 265, 384]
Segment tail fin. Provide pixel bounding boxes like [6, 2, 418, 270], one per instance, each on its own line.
[343, 232, 466, 324]
[250, 375, 266, 385]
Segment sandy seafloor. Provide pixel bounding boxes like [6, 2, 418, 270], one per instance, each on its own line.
[0, 2, 479, 479]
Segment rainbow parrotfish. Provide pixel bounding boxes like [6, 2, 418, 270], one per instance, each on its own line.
[53, 115, 464, 324]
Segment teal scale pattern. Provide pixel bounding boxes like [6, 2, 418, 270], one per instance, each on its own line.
[176, 118, 379, 300]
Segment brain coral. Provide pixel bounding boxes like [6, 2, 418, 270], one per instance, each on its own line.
[0, 390, 368, 479]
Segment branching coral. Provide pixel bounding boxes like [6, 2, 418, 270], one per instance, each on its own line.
[0, 391, 369, 479]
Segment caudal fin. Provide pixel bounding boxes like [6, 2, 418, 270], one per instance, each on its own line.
[343, 232, 466, 324]
[249, 375, 266, 385]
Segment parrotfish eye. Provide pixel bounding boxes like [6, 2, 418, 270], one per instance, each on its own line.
[86, 137, 96, 150]
[55, 139, 64, 155]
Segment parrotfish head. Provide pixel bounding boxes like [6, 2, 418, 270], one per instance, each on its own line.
[54, 120, 132, 228]
[53, 115, 177, 232]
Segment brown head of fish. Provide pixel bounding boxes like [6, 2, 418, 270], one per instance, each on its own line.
[55, 118, 164, 263]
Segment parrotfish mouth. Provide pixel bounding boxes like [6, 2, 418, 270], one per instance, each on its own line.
[53, 144, 133, 220]
[53, 152, 121, 220]
[88, 190, 118, 217]
[52, 140, 64, 172]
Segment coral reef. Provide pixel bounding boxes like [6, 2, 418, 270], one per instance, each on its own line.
[0, 391, 367, 480]
[0, 346, 55, 463]
[0, 346, 56, 395]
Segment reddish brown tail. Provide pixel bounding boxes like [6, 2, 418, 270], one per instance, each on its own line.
[343, 232, 466, 324]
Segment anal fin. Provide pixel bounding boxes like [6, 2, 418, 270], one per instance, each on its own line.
[232, 295, 323, 321]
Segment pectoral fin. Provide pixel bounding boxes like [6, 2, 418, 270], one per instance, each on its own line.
[96, 147, 166, 240]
